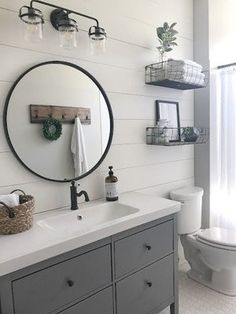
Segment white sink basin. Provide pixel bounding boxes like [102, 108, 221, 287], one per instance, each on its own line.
[37, 202, 139, 235]
[0, 192, 181, 276]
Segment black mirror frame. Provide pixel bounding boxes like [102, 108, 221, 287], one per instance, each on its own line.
[3, 60, 114, 183]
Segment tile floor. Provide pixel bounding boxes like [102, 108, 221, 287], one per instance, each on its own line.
[161, 262, 236, 314]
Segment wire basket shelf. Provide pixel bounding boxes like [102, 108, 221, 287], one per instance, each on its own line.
[145, 61, 208, 90]
[146, 127, 209, 146]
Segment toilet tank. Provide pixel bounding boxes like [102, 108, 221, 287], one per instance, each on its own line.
[170, 186, 204, 234]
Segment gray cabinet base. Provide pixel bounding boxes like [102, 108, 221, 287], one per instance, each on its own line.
[0, 214, 178, 314]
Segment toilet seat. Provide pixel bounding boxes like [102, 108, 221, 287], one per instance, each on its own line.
[196, 227, 236, 251]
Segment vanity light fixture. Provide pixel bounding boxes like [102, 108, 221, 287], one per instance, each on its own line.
[89, 26, 107, 53]
[19, 0, 107, 50]
[50, 9, 78, 49]
[19, 5, 44, 42]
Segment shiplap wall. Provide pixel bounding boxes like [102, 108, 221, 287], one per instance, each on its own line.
[0, 0, 194, 213]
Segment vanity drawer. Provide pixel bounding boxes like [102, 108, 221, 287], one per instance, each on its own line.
[114, 220, 173, 277]
[12, 245, 111, 314]
[61, 287, 113, 314]
[116, 254, 174, 314]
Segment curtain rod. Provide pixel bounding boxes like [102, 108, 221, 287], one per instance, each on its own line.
[217, 62, 236, 69]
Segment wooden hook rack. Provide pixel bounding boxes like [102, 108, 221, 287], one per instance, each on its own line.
[30, 104, 91, 125]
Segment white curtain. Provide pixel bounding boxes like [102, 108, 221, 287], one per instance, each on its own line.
[210, 66, 236, 230]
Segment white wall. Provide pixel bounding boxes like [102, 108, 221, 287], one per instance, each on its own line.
[209, 0, 236, 68]
[0, 0, 194, 213]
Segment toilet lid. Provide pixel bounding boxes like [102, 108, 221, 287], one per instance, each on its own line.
[197, 227, 236, 248]
[170, 186, 204, 201]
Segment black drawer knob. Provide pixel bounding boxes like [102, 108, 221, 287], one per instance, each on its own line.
[144, 244, 152, 251]
[67, 280, 74, 287]
[146, 281, 153, 288]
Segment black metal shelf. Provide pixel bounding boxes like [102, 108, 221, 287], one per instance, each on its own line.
[145, 79, 206, 90]
[146, 127, 209, 146]
[145, 61, 208, 90]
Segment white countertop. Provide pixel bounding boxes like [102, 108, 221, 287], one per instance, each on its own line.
[0, 192, 180, 276]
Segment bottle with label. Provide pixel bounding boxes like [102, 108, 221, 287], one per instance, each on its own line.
[105, 166, 118, 201]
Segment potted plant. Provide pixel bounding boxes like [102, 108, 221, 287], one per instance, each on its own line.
[156, 22, 178, 62]
[182, 127, 200, 143]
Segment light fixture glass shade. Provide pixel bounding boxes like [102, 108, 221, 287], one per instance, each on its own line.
[23, 22, 43, 42]
[58, 24, 77, 48]
[89, 26, 107, 54]
[90, 36, 106, 54]
[19, 6, 44, 42]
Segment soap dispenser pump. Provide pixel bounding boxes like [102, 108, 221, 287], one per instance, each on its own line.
[105, 166, 118, 201]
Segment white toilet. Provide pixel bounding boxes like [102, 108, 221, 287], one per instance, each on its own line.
[171, 186, 236, 296]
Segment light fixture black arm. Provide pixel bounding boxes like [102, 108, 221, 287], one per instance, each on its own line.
[30, 0, 99, 27]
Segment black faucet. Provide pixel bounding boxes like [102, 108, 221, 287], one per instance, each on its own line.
[70, 181, 90, 210]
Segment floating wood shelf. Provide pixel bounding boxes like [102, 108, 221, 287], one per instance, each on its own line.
[30, 104, 91, 125]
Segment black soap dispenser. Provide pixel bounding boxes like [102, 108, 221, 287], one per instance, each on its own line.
[105, 166, 118, 201]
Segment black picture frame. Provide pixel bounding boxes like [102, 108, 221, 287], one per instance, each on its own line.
[155, 100, 181, 142]
[3, 61, 114, 183]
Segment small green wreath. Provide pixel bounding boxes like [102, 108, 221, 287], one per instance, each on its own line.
[42, 118, 62, 141]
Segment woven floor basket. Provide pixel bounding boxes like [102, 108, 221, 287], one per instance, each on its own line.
[0, 190, 34, 235]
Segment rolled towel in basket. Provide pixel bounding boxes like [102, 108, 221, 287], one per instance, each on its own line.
[167, 59, 203, 71]
[167, 68, 204, 77]
[0, 194, 19, 207]
[167, 71, 206, 85]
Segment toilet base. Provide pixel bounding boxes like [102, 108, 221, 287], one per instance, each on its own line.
[187, 268, 236, 296]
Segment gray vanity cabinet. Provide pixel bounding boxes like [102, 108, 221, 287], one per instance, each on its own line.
[60, 287, 113, 314]
[114, 220, 173, 278]
[116, 255, 174, 314]
[12, 245, 111, 314]
[0, 214, 178, 314]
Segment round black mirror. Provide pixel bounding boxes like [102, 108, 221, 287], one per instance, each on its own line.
[4, 61, 113, 182]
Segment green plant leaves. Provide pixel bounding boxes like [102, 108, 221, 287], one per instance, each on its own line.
[156, 27, 164, 39]
[169, 29, 178, 35]
[156, 22, 178, 56]
[163, 22, 169, 30]
[42, 118, 62, 141]
[170, 22, 177, 29]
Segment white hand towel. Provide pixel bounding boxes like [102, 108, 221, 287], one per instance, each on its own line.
[166, 71, 205, 85]
[167, 68, 204, 77]
[167, 59, 203, 70]
[71, 117, 88, 177]
[0, 194, 19, 207]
